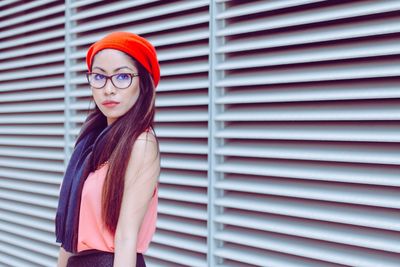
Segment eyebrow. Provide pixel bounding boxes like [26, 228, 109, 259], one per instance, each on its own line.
[92, 66, 134, 72]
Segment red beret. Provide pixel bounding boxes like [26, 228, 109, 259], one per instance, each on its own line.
[86, 31, 160, 87]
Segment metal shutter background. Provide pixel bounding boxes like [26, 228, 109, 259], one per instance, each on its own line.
[212, 1, 400, 266]
[0, 0, 66, 266]
[1, 0, 400, 267]
[66, 0, 210, 266]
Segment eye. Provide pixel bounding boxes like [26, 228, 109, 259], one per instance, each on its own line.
[116, 73, 130, 80]
[94, 73, 105, 80]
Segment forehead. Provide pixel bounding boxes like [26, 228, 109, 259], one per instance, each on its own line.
[92, 49, 136, 69]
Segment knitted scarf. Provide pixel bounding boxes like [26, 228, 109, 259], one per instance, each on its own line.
[55, 123, 111, 253]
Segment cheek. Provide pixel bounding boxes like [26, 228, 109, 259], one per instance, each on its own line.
[125, 86, 140, 106]
[91, 90, 101, 104]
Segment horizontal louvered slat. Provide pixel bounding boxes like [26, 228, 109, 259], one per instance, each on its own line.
[0, 125, 64, 135]
[0, 147, 63, 160]
[0, 114, 64, 124]
[217, 1, 400, 37]
[0, 250, 42, 267]
[215, 243, 340, 267]
[217, 0, 323, 19]
[216, 141, 400, 165]
[0, 30, 65, 52]
[215, 228, 400, 267]
[0, 220, 56, 248]
[161, 155, 208, 171]
[154, 125, 209, 138]
[160, 140, 208, 155]
[0, 102, 64, 112]
[0, 168, 62, 184]
[69, 0, 158, 20]
[158, 200, 207, 220]
[0, 208, 54, 232]
[0, 54, 65, 70]
[0, 234, 55, 266]
[217, 39, 400, 70]
[0, 184, 58, 206]
[0, 67, 65, 81]
[0, 179, 59, 197]
[0, 137, 63, 147]
[215, 210, 400, 253]
[0, 158, 62, 173]
[145, 257, 186, 267]
[216, 81, 400, 103]
[217, 60, 400, 87]
[0, 40, 65, 57]
[0, 18, 64, 39]
[159, 186, 207, 204]
[160, 170, 208, 187]
[69, 0, 102, 9]
[71, 0, 207, 30]
[217, 18, 400, 54]
[0, 0, 19, 9]
[216, 192, 400, 232]
[216, 176, 400, 208]
[0, 80, 65, 91]
[0, 4, 65, 28]
[216, 122, 400, 142]
[146, 243, 206, 267]
[157, 215, 207, 237]
[69, 12, 209, 47]
[152, 229, 207, 253]
[151, 28, 209, 47]
[216, 101, 400, 121]
[0, 0, 56, 18]
[0, 199, 54, 221]
[216, 158, 400, 187]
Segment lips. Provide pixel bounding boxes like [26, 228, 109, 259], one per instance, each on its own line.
[101, 100, 119, 105]
[101, 100, 119, 108]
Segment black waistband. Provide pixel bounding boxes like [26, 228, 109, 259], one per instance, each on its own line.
[67, 249, 145, 267]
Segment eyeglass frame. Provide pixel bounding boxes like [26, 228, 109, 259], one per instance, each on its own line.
[86, 72, 140, 89]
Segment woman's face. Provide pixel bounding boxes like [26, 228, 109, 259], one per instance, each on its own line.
[90, 49, 140, 125]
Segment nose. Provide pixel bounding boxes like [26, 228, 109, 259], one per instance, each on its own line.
[104, 78, 116, 95]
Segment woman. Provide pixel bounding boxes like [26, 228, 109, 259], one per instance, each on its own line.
[55, 32, 161, 267]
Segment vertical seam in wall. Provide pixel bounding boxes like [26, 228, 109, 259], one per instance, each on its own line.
[208, 0, 216, 266]
[63, 0, 72, 171]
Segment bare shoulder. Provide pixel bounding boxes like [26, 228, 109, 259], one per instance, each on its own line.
[132, 130, 159, 158]
[124, 130, 160, 187]
[136, 130, 158, 144]
[127, 130, 159, 171]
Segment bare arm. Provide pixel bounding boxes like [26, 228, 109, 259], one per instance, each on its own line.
[57, 246, 72, 267]
[113, 132, 160, 267]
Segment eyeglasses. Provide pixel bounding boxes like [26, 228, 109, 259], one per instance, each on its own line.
[86, 72, 139, 89]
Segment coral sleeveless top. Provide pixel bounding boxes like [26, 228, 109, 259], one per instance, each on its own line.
[77, 161, 158, 253]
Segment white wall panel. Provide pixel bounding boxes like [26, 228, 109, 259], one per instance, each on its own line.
[1, 1, 400, 266]
[0, 0, 66, 266]
[212, 1, 400, 266]
[66, 1, 209, 266]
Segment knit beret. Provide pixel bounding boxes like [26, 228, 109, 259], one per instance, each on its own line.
[86, 31, 160, 87]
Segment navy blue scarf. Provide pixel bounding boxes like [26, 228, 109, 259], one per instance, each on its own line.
[55, 124, 111, 253]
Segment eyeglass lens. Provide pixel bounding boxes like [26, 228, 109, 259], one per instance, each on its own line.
[88, 73, 132, 89]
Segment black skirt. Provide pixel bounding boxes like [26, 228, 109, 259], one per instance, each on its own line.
[66, 249, 146, 267]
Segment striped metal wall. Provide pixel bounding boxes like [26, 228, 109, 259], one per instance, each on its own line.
[0, 0, 66, 266]
[212, 0, 400, 266]
[1, 0, 400, 266]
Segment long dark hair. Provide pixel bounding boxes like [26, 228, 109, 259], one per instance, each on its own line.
[75, 54, 159, 233]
